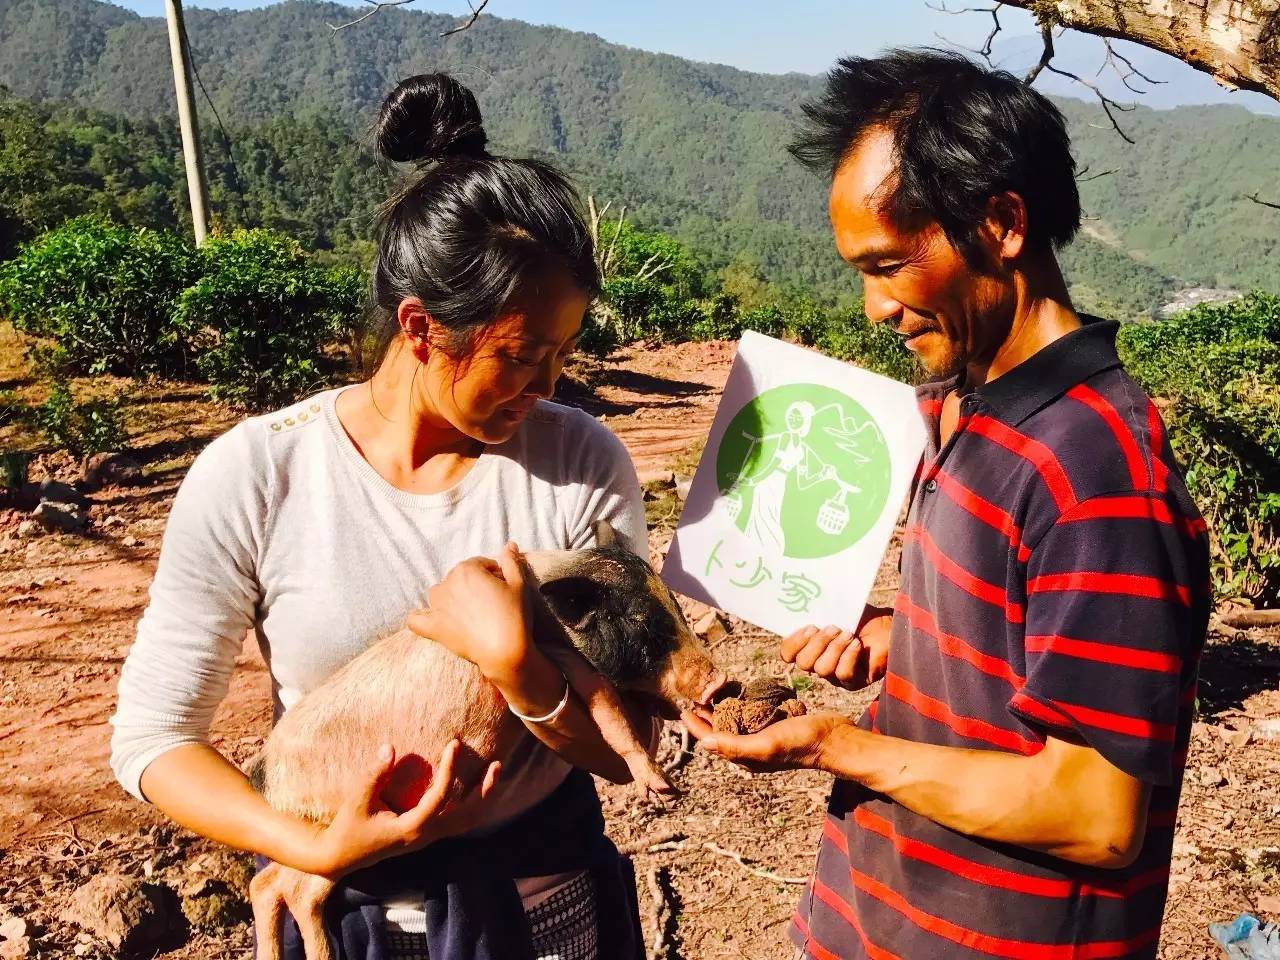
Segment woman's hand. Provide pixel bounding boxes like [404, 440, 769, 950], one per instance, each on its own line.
[406, 543, 534, 685]
[682, 708, 852, 774]
[307, 739, 501, 880]
[780, 606, 893, 691]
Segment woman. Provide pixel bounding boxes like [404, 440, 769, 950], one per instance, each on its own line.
[110, 74, 651, 960]
[725, 401, 817, 551]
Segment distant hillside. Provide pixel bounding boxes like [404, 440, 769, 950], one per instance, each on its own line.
[1, 0, 1276, 317]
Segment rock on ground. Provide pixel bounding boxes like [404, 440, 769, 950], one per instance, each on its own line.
[81, 453, 142, 492]
[32, 500, 88, 533]
[37, 480, 89, 508]
[58, 874, 181, 954]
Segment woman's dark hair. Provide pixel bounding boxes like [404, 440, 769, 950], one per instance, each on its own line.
[370, 73, 601, 368]
[789, 49, 1080, 266]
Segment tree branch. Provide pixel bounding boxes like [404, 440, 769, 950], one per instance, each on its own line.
[1246, 192, 1280, 210]
[1044, 61, 1137, 143]
[927, 1, 1005, 68]
[441, 0, 492, 37]
[327, 0, 491, 36]
[327, 0, 420, 33]
[1098, 40, 1166, 96]
[1076, 165, 1116, 182]
[996, 0, 1279, 102]
[1024, 24, 1054, 84]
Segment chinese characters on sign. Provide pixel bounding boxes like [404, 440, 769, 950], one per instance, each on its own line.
[704, 540, 822, 613]
[662, 332, 927, 637]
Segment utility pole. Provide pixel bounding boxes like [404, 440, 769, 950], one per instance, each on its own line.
[163, 0, 210, 245]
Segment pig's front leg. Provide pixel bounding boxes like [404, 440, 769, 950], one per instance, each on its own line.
[540, 643, 676, 798]
[250, 860, 335, 960]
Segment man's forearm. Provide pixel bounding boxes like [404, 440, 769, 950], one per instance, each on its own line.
[817, 721, 1148, 867]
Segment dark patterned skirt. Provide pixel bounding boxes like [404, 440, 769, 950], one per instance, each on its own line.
[385, 871, 597, 960]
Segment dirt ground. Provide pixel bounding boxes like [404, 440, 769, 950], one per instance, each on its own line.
[2, 329, 1279, 959]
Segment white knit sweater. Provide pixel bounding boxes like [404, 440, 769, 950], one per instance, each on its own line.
[109, 387, 646, 827]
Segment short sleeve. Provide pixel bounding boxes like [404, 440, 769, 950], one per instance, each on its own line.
[1008, 492, 1208, 786]
[561, 410, 647, 557]
[109, 423, 267, 801]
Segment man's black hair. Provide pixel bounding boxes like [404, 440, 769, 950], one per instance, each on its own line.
[789, 48, 1081, 265]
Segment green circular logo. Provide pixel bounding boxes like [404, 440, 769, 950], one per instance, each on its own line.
[714, 383, 891, 560]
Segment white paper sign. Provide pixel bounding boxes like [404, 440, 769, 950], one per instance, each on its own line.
[661, 331, 927, 637]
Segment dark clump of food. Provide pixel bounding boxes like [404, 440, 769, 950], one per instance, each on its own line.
[711, 678, 807, 735]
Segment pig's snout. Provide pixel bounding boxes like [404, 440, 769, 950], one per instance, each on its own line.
[658, 639, 729, 708]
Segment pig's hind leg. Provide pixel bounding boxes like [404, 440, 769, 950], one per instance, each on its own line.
[250, 861, 336, 960]
[542, 644, 676, 798]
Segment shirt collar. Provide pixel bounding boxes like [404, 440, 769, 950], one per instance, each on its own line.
[914, 316, 1122, 427]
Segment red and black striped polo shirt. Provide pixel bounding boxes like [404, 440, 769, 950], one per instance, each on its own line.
[790, 319, 1211, 960]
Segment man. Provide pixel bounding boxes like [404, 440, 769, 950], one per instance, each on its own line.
[684, 50, 1209, 959]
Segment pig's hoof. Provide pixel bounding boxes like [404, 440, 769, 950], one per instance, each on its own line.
[625, 753, 678, 800]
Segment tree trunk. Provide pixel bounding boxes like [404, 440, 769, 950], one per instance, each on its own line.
[1006, 0, 1280, 100]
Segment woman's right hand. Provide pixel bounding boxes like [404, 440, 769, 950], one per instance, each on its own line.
[304, 739, 501, 880]
[406, 544, 535, 688]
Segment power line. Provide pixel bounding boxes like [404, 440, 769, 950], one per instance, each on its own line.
[177, 14, 244, 202]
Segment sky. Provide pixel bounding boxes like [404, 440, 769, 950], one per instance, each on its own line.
[115, 0, 1278, 115]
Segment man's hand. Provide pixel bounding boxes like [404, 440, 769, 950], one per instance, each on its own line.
[781, 606, 892, 690]
[681, 708, 852, 773]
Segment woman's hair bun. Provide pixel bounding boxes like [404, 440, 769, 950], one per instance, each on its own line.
[376, 73, 488, 164]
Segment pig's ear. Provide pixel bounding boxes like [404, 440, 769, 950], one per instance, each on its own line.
[539, 576, 601, 632]
[592, 520, 618, 548]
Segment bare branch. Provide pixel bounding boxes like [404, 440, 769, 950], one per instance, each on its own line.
[700, 842, 810, 885]
[1098, 40, 1166, 95]
[927, 1, 1006, 68]
[327, 0, 490, 36]
[1076, 165, 1115, 182]
[441, 0, 492, 37]
[1024, 25, 1054, 84]
[645, 867, 677, 960]
[1246, 193, 1280, 210]
[635, 252, 673, 283]
[327, 0, 419, 33]
[602, 204, 626, 277]
[932, 3, 1148, 144]
[925, 2, 1000, 15]
[1043, 62, 1136, 143]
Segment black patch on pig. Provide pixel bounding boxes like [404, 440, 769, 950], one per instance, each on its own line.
[539, 547, 680, 687]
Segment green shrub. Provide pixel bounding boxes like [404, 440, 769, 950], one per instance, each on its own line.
[34, 380, 127, 455]
[688, 294, 743, 341]
[599, 275, 703, 344]
[817, 307, 919, 384]
[737, 304, 787, 340]
[0, 217, 199, 376]
[598, 220, 705, 300]
[1118, 292, 1280, 603]
[323, 264, 371, 373]
[579, 306, 621, 357]
[173, 229, 363, 409]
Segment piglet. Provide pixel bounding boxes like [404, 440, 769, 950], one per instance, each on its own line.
[249, 521, 727, 960]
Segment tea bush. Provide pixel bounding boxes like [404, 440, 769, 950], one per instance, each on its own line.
[1118, 292, 1280, 603]
[816, 306, 920, 384]
[172, 229, 363, 409]
[0, 217, 199, 376]
[33, 380, 127, 455]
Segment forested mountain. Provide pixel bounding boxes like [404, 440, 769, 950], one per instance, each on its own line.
[1, 0, 1276, 318]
